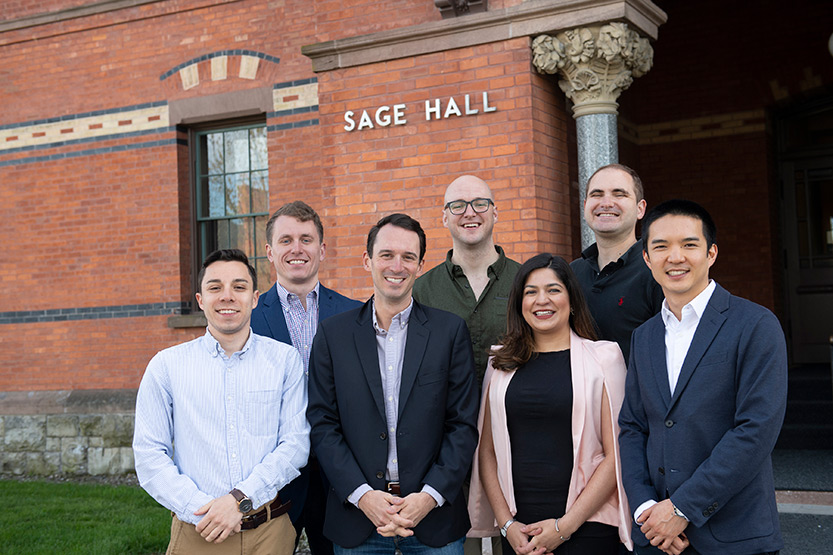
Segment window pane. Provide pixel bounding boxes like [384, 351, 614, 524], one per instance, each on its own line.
[216, 219, 230, 250]
[225, 130, 249, 173]
[254, 215, 268, 255]
[251, 171, 268, 214]
[228, 218, 252, 253]
[225, 174, 250, 216]
[207, 176, 224, 218]
[207, 133, 224, 175]
[250, 127, 267, 170]
[255, 258, 271, 293]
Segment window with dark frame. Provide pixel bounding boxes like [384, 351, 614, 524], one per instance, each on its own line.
[194, 122, 271, 293]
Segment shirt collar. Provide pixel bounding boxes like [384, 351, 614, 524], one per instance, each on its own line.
[661, 279, 717, 327]
[445, 245, 507, 279]
[276, 281, 320, 308]
[371, 297, 413, 333]
[200, 328, 255, 357]
[581, 238, 644, 267]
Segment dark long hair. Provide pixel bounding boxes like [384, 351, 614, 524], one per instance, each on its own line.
[490, 253, 597, 371]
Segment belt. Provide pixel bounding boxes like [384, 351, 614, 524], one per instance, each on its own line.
[240, 496, 291, 531]
[385, 481, 401, 495]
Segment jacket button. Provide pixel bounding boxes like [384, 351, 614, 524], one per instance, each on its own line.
[380, 432, 387, 440]
[665, 419, 674, 428]
[376, 471, 384, 480]
[703, 510, 709, 517]
[658, 467, 665, 475]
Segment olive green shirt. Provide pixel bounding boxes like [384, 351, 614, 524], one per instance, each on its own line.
[414, 246, 520, 388]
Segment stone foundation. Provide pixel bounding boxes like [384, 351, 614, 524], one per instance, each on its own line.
[0, 390, 136, 476]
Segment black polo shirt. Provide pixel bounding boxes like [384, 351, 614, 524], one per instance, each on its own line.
[570, 239, 664, 363]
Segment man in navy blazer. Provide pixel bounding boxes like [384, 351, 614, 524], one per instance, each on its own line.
[307, 213, 479, 555]
[251, 201, 361, 555]
[619, 199, 786, 555]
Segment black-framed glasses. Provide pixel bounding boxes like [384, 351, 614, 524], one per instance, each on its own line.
[444, 198, 494, 215]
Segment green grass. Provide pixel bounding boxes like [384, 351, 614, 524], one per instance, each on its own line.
[0, 479, 169, 554]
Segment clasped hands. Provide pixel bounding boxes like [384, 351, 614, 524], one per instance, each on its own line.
[638, 499, 690, 555]
[358, 490, 437, 537]
[504, 518, 570, 555]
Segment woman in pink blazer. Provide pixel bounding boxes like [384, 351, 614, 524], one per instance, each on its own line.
[468, 254, 632, 554]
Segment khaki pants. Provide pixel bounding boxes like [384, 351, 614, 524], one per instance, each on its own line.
[166, 512, 295, 555]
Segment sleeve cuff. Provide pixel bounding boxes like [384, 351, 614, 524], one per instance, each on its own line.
[421, 484, 445, 507]
[634, 499, 657, 523]
[347, 483, 373, 507]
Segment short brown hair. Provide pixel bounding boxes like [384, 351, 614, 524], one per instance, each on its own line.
[265, 201, 324, 245]
[587, 163, 644, 201]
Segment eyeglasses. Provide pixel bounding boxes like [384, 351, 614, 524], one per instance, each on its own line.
[444, 198, 494, 215]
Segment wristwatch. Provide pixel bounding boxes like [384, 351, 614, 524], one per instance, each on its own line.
[230, 488, 253, 513]
[500, 518, 516, 537]
[672, 503, 686, 520]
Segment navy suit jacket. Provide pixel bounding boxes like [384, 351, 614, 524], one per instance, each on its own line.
[251, 281, 361, 522]
[307, 299, 479, 548]
[619, 283, 787, 554]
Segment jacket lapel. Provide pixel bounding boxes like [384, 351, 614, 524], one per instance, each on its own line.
[355, 301, 386, 421]
[261, 285, 291, 343]
[648, 317, 673, 410]
[668, 285, 729, 411]
[318, 284, 337, 322]
[398, 302, 429, 420]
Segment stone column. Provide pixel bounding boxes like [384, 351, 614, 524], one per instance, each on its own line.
[532, 23, 655, 249]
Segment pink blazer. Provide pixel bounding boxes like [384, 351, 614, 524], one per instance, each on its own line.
[467, 331, 632, 550]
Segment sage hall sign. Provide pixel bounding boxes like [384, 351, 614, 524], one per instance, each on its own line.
[343, 92, 497, 132]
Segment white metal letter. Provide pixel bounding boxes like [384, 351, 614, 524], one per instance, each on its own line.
[483, 91, 497, 113]
[425, 99, 441, 120]
[375, 106, 391, 127]
[344, 110, 356, 132]
[444, 97, 462, 118]
[357, 110, 374, 130]
[464, 94, 478, 115]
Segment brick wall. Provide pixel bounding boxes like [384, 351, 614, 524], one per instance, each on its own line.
[314, 37, 574, 300]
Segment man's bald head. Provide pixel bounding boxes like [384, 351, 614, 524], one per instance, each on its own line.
[444, 175, 493, 205]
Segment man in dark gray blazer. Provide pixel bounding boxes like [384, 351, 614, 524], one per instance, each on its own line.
[307, 213, 479, 554]
[619, 199, 786, 555]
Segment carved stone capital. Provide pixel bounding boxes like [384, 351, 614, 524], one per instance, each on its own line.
[532, 22, 654, 117]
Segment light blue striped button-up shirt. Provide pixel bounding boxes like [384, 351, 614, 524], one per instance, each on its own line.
[133, 329, 310, 525]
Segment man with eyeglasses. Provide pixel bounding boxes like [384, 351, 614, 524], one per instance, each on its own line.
[414, 175, 520, 390]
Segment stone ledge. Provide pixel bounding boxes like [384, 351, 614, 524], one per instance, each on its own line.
[302, 0, 666, 71]
[167, 313, 207, 328]
[0, 389, 137, 416]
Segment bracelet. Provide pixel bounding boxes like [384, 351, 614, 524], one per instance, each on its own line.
[555, 518, 571, 541]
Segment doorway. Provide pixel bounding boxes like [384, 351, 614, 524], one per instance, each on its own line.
[779, 96, 833, 364]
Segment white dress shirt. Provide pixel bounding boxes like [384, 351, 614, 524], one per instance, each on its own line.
[634, 280, 716, 523]
[133, 330, 310, 524]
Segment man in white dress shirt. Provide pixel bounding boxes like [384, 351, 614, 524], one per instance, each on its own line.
[133, 248, 310, 555]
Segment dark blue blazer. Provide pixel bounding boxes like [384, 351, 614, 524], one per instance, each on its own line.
[251, 282, 361, 522]
[619, 284, 787, 554]
[307, 299, 479, 548]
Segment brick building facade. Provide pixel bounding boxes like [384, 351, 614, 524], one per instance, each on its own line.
[1, 0, 832, 474]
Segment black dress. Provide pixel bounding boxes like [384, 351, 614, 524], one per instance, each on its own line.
[501, 350, 619, 555]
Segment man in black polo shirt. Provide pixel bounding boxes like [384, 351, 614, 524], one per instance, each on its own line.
[571, 164, 663, 362]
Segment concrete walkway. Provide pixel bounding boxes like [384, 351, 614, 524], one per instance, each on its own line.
[774, 450, 833, 554]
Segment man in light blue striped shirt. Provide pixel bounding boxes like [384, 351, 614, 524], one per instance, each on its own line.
[134, 249, 310, 555]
